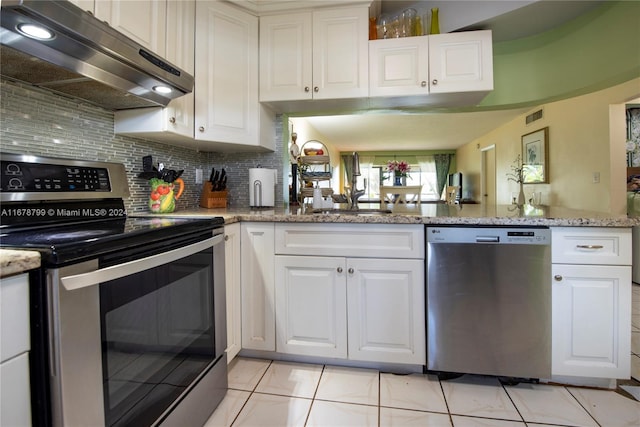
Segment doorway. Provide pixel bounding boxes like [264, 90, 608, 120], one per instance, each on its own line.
[481, 145, 496, 205]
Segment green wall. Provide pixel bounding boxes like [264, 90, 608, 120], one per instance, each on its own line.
[482, 1, 640, 109]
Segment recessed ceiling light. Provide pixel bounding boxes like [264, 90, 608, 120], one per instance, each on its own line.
[17, 23, 55, 40]
[153, 85, 172, 94]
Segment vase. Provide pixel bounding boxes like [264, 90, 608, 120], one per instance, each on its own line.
[517, 182, 526, 206]
[394, 175, 403, 186]
[429, 8, 440, 35]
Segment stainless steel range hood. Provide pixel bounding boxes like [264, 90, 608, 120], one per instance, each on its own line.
[0, 0, 194, 110]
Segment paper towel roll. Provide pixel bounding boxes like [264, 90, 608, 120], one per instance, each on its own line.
[249, 168, 277, 207]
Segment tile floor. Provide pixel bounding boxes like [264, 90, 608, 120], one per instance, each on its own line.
[203, 357, 640, 427]
[203, 282, 640, 427]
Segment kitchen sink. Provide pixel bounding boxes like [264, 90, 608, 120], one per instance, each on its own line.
[312, 208, 393, 215]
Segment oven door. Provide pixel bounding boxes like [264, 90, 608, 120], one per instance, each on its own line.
[46, 229, 226, 427]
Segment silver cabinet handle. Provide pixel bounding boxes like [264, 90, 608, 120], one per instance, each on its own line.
[314, 87, 319, 93]
[304, 86, 310, 92]
[432, 79, 438, 85]
[554, 275, 563, 281]
[421, 81, 427, 87]
[199, 126, 205, 132]
[224, 235, 229, 241]
[576, 244, 603, 249]
[169, 117, 176, 124]
[337, 267, 343, 273]
[348, 268, 354, 274]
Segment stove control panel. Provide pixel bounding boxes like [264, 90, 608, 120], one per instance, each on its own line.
[0, 154, 130, 202]
[1, 160, 111, 192]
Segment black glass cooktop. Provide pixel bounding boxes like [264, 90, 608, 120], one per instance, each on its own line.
[0, 215, 224, 266]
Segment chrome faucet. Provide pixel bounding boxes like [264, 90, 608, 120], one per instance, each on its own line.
[349, 152, 365, 210]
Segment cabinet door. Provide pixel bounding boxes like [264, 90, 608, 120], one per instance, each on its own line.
[275, 256, 348, 358]
[225, 223, 241, 362]
[163, 0, 195, 138]
[0, 354, 31, 427]
[347, 258, 426, 364]
[428, 30, 493, 94]
[94, 0, 167, 56]
[241, 223, 275, 351]
[369, 36, 429, 97]
[312, 7, 369, 100]
[552, 264, 631, 378]
[259, 13, 313, 102]
[195, 1, 260, 146]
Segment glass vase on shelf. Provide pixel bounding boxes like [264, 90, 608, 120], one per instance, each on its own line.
[518, 182, 526, 206]
[430, 8, 440, 35]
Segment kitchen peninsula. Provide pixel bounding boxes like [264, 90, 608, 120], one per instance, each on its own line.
[2, 205, 637, 394]
[149, 203, 640, 227]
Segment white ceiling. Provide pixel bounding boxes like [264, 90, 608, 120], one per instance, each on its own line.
[289, 0, 605, 152]
[293, 108, 531, 152]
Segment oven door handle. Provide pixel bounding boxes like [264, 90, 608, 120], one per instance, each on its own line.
[60, 234, 223, 291]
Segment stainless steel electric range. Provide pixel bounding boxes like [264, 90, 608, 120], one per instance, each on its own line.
[0, 153, 227, 427]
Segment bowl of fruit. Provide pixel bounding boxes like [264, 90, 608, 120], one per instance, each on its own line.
[304, 148, 324, 156]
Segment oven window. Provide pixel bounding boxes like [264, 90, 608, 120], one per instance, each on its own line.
[99, 247, 216, 427]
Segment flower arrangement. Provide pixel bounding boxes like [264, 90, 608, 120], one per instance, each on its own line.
[507, 155, 526, 206]
[387, 160, 411, 178]
[506, 155, 524, 184]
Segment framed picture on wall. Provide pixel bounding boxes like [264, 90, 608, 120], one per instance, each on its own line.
[521, 127, 549, 183]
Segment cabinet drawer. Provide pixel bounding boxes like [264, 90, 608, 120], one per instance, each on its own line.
[275, 223, 424, 259]
[552, 227, 632, 265]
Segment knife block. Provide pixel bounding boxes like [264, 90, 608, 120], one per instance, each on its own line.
[199, 182, 227, 208]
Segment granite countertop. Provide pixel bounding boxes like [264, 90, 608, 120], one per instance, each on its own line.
[0, 249, 40, 278]
[136, 203, 640, 227]
[3, 203, 636, 277]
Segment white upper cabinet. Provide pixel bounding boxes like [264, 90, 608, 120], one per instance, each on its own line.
[369, 36, 429, 97]
[115, 1, 275, 152]
[428, 30, 493, 94]
[114, 0, 195, 142]
[369, 30, 493, 106]
[259, 6, 369, 102]
[195, 1, 275, 151]
[162, 0, 195, 138]
[94, 0, 167, 56]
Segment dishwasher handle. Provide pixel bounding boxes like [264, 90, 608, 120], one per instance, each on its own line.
[476, 235, 500, 243]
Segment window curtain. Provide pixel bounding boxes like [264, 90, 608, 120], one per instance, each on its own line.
[434, 154, 453, 200]
[416, 155, 439, 197]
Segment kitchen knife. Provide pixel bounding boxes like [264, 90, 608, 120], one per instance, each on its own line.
[212, 171, 220, 190]
[209, 167, 215, 184]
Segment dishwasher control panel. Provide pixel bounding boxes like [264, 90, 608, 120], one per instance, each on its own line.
[427, 227, 550, 245]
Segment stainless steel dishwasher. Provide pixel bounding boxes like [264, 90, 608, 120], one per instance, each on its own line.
[427, 226, 551, 379]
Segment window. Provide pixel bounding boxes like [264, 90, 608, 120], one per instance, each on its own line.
[357, 164, 441, 202]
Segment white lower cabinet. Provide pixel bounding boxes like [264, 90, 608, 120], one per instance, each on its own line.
[275, 256, 347, 358]
[346, 257, 425, 364]
[0, 273, 31, 427]
[274, 223, 425, 365]
[224, 223, 241, 362]
[241, 222, 276, 351]
[551, 227, 632, 380]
